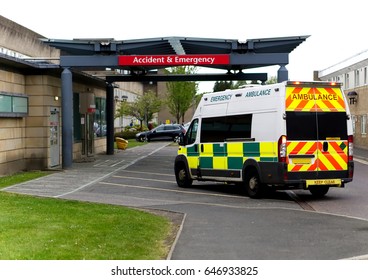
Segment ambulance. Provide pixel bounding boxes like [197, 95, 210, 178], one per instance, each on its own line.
[174, 81, 354, 198]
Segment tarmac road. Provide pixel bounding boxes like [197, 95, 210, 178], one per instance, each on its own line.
[4, 142, 368, 260]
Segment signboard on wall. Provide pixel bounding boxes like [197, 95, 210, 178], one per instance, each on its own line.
[118, 54, 230, 66]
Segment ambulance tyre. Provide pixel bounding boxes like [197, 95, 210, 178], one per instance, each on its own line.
[175, 162, 193, 188]
[244, 168, 264, 199]
[309, 186, 329, 197]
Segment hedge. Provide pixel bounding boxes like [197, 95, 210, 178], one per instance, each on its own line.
[114, 131, 138, 140]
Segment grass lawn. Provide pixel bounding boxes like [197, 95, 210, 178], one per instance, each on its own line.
[115, 138, 146, 150]
[0, 169, 172, 260]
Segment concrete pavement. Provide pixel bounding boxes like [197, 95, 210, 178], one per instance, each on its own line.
[3, 142, 368, 260]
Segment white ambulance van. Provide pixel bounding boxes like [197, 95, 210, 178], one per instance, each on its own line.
[174, 81, 354, 198]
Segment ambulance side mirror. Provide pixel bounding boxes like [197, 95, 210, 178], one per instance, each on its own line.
[178, 133, 185, 146]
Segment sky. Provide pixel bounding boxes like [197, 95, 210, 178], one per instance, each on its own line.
[1, 0, 367, 93]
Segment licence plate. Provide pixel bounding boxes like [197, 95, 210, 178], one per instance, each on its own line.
[292, 158, 311, 164]
[306, 179, 341, 187]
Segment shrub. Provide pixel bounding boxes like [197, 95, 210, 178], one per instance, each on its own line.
[114, 131, 137, 140]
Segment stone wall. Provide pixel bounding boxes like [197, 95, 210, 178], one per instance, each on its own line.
[347, 85, 368, 149]
[0, 15, 59, 58]
[0, 68, 26, 174]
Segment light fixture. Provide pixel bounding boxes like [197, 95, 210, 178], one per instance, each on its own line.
[347, 91, 358, 105]
[54, 96, 59, 101]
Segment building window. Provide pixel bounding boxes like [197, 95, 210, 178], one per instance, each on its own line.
[365, 68, 367, 85]
[95, 97, 106, 137]
[355, 70, 360, 87]
[345, 73, 350, 89]
[0, 93, 28, 117]
[361, 115, 367, 135]
[73, 93, 82, 141]
[352, 115, 356, 134]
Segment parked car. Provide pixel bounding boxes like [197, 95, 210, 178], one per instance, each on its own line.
[135, 124, 186, 142]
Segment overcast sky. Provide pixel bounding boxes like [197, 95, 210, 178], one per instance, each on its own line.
[1, 0, 367, 92]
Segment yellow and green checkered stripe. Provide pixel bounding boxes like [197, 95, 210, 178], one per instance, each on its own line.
[180, 142, 278, 170]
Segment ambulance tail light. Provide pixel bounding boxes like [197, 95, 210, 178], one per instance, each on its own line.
[348, 135, 354, 161]
[278, 135, 287, 163]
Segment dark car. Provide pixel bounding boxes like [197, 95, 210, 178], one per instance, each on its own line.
[135, 124, 186, 142]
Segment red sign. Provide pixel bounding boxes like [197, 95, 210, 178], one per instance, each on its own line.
[118, 54, 230, 66]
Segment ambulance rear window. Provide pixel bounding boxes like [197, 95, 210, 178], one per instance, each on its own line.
[286, 112, 347, 141]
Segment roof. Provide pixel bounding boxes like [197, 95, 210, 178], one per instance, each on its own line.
[41, 35, 309, 82]
[43, 36, 309, 56]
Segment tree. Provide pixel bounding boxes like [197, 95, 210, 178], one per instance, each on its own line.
[213, 80, 233, 92]
[128, 91, 161, 129]
[165, 66, 198, 123]
[115, 99, 130, 120]
[266, 76, 278, 84]
[232, 80, 247, 89]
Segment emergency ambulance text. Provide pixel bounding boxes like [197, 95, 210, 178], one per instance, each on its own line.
[291, 93, 338, 101]
[210, 94, 232, 102]
[245, 89, 271, 97]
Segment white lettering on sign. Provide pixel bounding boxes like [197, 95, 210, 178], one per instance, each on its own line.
[132, 56, 216, 65]
[132, 56, 165, 64]
[173, 56, 215, 65]
[119, 54, 230, 66]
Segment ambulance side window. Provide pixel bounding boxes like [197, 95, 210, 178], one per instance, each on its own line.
[200, 114, 252, 143]
[227, 114, 252, 139]
[186, 119, 198, 145]
[201, 116, 227, 142]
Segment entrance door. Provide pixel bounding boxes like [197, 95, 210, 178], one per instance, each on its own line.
[50, 108, 60, 167]
[81, 113, 94, 157]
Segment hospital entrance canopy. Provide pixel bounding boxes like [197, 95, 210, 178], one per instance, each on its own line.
[44, 35, 309, 83]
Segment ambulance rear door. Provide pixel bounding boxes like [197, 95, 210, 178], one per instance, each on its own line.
[285, 82, 349, 185]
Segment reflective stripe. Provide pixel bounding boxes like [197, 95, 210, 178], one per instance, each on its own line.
[285, 86, 346, 112]
[287, 141, 348, 172]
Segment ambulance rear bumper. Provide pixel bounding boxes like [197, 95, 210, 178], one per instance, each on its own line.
[259, 161, 354, 189]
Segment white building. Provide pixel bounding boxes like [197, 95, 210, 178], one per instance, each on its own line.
[318, 50, 368, 150]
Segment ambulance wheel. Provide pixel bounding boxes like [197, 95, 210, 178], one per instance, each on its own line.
[244, 169, 263, 199]
[175, 163, 192, 188]
[309, 186, 329, 198]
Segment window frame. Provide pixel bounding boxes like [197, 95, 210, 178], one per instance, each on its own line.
[0, 92, 28, 117]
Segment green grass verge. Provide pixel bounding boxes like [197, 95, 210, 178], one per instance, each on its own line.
[126, 139, 147, 149]
[0, 169, 171, 260]
[0, 171, 51, 189]
[115, 138, 147, 150]
[0, 192, 171, 260]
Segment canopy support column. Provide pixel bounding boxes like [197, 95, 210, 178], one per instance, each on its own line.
[277, 65, 288, 82]
[61, 68, 73, 168]
[106, 83, 115, 155]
